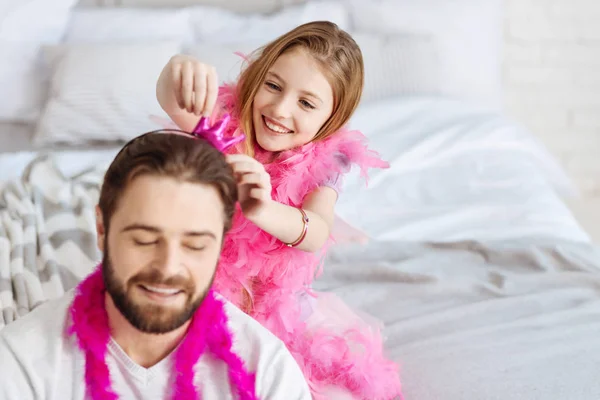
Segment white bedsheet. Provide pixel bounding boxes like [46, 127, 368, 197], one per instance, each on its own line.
[337, 96, 589, 243]
[0, 96, 589, 244]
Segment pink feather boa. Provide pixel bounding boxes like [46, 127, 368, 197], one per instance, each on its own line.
[209, 83, 403, 399]
[68, 265, 259, 399]
[212, 83, 389, 308]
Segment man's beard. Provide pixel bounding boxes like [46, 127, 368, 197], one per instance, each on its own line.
[102, 245, 215, 334]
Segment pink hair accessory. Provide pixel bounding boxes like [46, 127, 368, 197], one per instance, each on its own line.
[191, 114, 245, 152]
[148, 113, 245, 153]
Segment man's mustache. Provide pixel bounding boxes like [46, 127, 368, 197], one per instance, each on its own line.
[128, 268, 194, 293]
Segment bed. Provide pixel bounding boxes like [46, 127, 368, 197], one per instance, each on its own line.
[2, 1, 600, 399]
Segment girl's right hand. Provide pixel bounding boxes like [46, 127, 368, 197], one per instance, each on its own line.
[156, 55, 219, 129]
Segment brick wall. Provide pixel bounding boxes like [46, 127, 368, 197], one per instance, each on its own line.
[504, 0, 600, 197]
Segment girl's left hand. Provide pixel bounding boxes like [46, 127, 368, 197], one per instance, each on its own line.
[226, 154, 273, 218]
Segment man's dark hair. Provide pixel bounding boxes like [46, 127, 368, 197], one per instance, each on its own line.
[98, 133, 237, 233]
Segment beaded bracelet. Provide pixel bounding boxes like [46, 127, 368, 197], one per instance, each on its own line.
[286, 208, 309, 247]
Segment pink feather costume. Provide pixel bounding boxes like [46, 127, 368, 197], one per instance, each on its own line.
[211, 83, 402, 400]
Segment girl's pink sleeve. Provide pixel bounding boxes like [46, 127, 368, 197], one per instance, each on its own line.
[321, 173, 343, 194]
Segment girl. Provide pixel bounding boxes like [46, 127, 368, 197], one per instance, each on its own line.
[156, 21, 402, 400]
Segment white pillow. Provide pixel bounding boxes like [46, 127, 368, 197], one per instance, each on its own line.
[32, 42, 181, 145]
[346, 0, 504, 108]
[63, 8, 192, 44]
[0, 0, 77, 42]
[188, 1, 350, 44]
[0, 6, 191, 123]
[0, 43, 50, 121]
[0, 0, 77, 122]
[353, 33, 441, 104]
[187, 32, 441, 104]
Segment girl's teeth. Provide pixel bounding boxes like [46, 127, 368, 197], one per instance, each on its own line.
[265, 118, 290, 133]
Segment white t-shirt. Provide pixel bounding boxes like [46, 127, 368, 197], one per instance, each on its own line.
[0, 291, 312, 400]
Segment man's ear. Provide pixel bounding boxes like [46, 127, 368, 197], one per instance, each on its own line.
[96, 205, 106, 252]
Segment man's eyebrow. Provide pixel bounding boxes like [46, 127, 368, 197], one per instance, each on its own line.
[121, 224, 217, 239]
[266, 71, 323, 104]
[121, 224, 160, 233]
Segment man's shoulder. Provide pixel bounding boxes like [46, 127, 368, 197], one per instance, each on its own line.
[0, 292, 77, 400]
[218, 294, 291, 360]
[219, 295, 276, 343]
[1, 291, 74, 347]
[218, 295, 312, 399]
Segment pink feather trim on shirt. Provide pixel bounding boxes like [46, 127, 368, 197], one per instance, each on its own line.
[68, 265, 258, 399]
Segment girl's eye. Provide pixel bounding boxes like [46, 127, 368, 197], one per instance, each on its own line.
[265, 81, 281, 91]
[300, 99, 315, 109]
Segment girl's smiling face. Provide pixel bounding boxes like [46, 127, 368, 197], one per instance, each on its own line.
[252, 47, 334, 152]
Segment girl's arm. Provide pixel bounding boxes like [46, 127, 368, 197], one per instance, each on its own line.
[246, 187, 338, 253]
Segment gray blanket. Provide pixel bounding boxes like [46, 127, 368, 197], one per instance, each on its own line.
[319, 240, 600, 400]
[0, 156, 105, 328]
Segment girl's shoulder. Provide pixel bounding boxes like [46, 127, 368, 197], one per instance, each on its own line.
[269, 126, 389, 203]
[308, 126, 389, 182]
[318, 127, 389, 192]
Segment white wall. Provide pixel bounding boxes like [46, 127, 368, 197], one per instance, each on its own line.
[77, 0, 286, 12]
[504, 0, 600, 198]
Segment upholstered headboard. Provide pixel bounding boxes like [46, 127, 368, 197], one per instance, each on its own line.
[77, 0, 305, 13]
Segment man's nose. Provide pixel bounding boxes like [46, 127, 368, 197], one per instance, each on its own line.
[154, 242, 182, 276]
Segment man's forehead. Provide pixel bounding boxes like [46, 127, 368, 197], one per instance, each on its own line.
[113, 174, 225, 230]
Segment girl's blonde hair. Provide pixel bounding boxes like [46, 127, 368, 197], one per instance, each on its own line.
[236, 21, 364, 155]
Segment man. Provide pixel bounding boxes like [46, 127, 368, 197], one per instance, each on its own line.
[0, 131, 312, 399]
